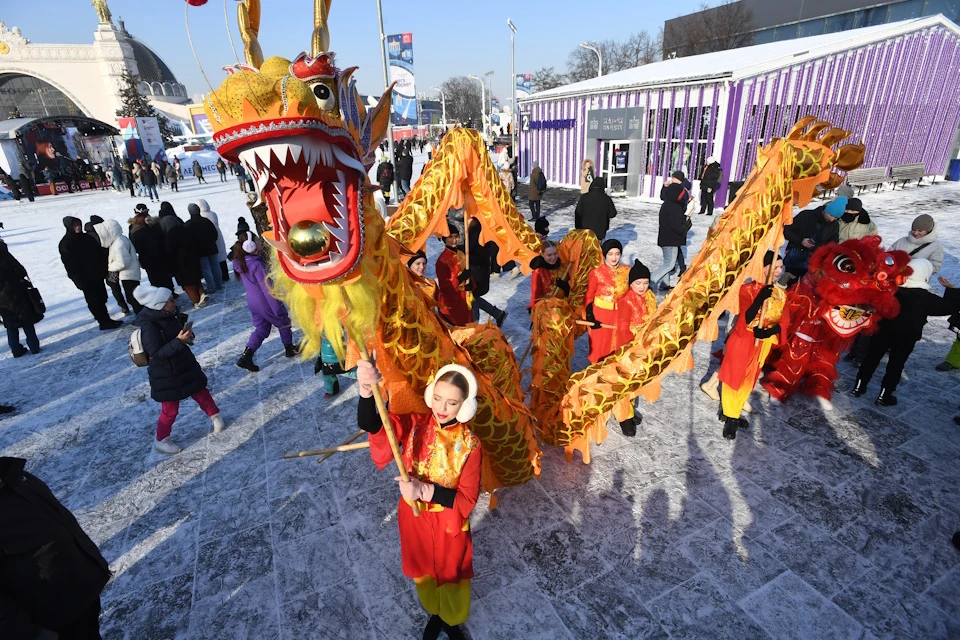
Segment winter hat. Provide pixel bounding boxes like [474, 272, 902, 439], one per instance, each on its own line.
[187, 203, 201, 218]
[845, 198, 862, 212]
[671, 170, 686, 181]
[629, 260, 651, 283]
[912, 214, 935, 233]
[242, 239, 257, 254]
[158, 202, 176, 218]
[837, 183, 855, 199]
[89, 215, 104, 225]
[134, 203, 149, 216]
[601, 238, 623, 257]
[824, 196, 848, 218]
[406, 250, 426, 268]
[237, 217, 251, 235]
[901, 258, 933, 290]
[534, 218, 549, 235]
[763, 250, 777, 267]
[134, 284, 173, 311]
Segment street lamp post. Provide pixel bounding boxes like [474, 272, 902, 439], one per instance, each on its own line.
[376, 0, 395, 164]
[467, 74, 485, 142]
[579, 42, 602, 78]
[430, 86, 447, 126]
[508, 18, 517, 158]
[484, 70, 495, 140]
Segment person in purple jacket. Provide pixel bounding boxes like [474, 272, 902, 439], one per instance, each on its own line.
[232, 239, 298, 372]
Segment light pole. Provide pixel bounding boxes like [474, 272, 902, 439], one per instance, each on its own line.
[484, 71, 495, 140]
[430, 86, 447, 126]
[579, 42, 602, 78]
[467, 74, 485, 141]
[376, 0, 395, 164]
[508, 18, 517, 157]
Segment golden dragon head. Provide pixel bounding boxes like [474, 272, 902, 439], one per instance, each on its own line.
[204, 0, 392, 285]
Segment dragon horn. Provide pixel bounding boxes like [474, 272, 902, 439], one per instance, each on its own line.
[835, 143, 867, 171]
[238, 0, 263, 69]
[786, 116, 818, 139]
[801, 121, 832, 141]
[821, 173, 845, 190]
[312, 0, 333, 57]
[819, 127, 851, 148]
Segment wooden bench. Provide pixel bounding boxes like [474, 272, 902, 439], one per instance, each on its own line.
[847, 167, 890, 194]
[890, 163, 927, 189]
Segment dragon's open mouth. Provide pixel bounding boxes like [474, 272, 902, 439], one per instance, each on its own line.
[235, 131, 366, 284]
[825, 304, 873, 337]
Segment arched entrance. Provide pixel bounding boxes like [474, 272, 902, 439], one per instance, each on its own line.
[0, 73, 84, 120]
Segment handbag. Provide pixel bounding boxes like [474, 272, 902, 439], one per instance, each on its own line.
[25, 281, 45, 316]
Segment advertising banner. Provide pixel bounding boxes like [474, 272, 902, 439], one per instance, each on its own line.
[136, 117, 165, 163]
[167, 148, 221, 178]
[387, 33, 417, 126]
[516, 73, 532, 98]
[118, 117, 145, 162]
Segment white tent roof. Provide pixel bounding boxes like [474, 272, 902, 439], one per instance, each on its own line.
[524, 15, 960, 102]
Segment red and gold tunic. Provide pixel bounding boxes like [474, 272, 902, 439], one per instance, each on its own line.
[585, 263, 629, 362]
[435, 247, 472, 326]
[368, 411, 481, 589]
[529, 261, 567, 309]
[719, 281, 790, 392]
[615, 288, 658, 348]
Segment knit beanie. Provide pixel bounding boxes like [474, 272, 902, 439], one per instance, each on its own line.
[534, 218, 549, 235]
[846, 198, 862, 212]
[671, 170, 685, 181]
[912, 214, 935, 232]
[237, 217, 251, 235]
[824, 196, 848, 217]
[407, 250, 426, 268]
[629, 260, 651, 283]
[763, 250, 777, 267]
[601, 238, 623, 256]
[134, 284, 172, 311]
[89, 215, 104, 225]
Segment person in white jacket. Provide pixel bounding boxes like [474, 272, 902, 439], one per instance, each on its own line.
[889, 214, 944, 272]
[195, 198, 229, 281]
[94, 219, 143, 314]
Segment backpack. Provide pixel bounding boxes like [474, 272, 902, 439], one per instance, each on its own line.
[536, 171, 547, 192]
[129, 328, 149, 367]
[380, 163, 393, 183]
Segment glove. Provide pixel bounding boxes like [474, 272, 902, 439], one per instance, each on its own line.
[555, 279, 571, 295]
[858, 210, 871, 225]
[756, 284, 774, 303]
[395, 476, 435, 503]
[752, 325, 781, 339]
[585, 304, 602, 330]
[457, 270, 471, 284]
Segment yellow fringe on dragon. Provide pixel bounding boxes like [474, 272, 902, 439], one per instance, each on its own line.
[555, 116, 866, 459]
[202, 0, 540, 494]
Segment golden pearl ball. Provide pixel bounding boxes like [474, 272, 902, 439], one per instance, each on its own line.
[288, 221, 329, 258]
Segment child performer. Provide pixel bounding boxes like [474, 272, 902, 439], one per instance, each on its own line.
[356, 357, 481, 640]
[612, 260, 657, 435]
[314, 335, 356, 398]
[717, 251, 789, 440]
[528, 241, 570, 309]
[584, 239, 629, 363]
[435, 232, 473, 326]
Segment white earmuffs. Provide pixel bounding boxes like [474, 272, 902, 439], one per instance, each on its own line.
[423, 364, 479, 423]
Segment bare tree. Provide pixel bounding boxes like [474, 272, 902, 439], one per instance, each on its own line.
[531, 66, 566, 93]
[621, 29, 664, 67]
[439, 76, 483, 126]
[663, 0, 755, 58]
[565, 30, 663, 84]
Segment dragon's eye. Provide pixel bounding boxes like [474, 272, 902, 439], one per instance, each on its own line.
[311, 82, 336, 111]
[833, 255, 856, 274]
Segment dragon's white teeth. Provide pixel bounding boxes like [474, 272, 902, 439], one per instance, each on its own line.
[288, 144, 302, 165]
[323, 221, 348, 245]
[336, 170, 345, 183]
[331, 144, 366, 175]
[305, 162, 314, 182]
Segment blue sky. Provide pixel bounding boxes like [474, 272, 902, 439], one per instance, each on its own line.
[4, 0, 703, 103]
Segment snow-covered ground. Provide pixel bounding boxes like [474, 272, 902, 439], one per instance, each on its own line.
[1, 170, 960, 639]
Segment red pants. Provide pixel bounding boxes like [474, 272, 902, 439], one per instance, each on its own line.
[157, 388, 218, 440]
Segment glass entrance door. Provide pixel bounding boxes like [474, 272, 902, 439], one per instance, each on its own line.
[600, 140, 630, 195]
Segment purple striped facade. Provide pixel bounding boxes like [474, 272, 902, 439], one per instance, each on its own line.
[519, 24, 960, 205]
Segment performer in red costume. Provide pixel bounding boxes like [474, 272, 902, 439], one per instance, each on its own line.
[717, 251, 789, 440]
[612, 260, 657, 435]
[434, 232, 473, 326]
[585, 239, 629, 363]
[357, 357, 481, 640]
[528, 240, 570, 309]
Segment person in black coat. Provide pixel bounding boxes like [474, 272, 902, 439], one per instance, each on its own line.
[853, 259, 960, 406]
[157, 203, 206, 307]
[84, 214, 131, 316]
[574, 176, 618, 241]
[0, 239, 43, 356]
[0, 457, 110, 640]
[376, 159, 394, 203]
[58, 216, 122, 330]
[186, 203, 222, 294]
[396, 149, 414, 200]
[133, 285, 223, 454]
[140, 162, 159, 202]
[699, 157, 722, 215]
[18, 164, 36, 203]
[649, 172, 692, 291]
[467, 218, 507, 326]
[781, 196, 844, 283]
[129, 203, 174, 290]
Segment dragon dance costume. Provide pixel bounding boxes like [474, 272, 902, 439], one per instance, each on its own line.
[611, 261, 657, 434]
[585, 247, 629, 363]
[528, 256, 569, 309]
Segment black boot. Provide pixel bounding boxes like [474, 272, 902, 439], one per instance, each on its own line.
[236, 348, 260, 372]
[619, 417, 637, 437]
[851, 378, 867, 397]
[722, 416, 739, 440]
[284, 343, 299, 358]
[738, 417, 749, 431]
[422, 614, 442, 640]
[440, 621, 465, 640]
[876, 387, 898, 406]
[99, 319, 123, 330]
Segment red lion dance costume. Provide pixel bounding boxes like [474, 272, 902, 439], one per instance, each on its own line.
[762, 237, 910, 402]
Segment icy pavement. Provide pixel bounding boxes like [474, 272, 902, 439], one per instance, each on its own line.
[1, 175, 960, 639]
